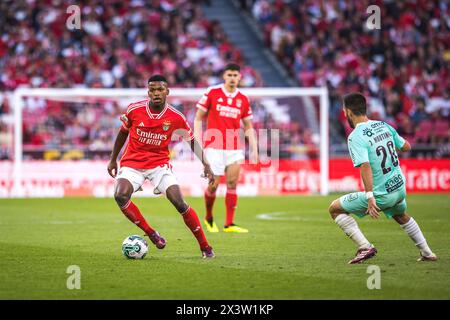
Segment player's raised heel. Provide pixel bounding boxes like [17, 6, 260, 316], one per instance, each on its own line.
[348, 247, 377, 264]
[204, 219, 219, 233]
[201, 246, 215, 259]
[147, 231, 166, 249]
[417, 253, 438, 262]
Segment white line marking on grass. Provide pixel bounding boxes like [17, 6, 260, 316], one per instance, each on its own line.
[257, 212, 290, 220]
[256, 210, 324, 221]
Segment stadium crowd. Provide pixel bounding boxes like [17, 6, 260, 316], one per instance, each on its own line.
[0, 0, 273, 160]
[0, 0, 318, 160]
[1, 0, 449, 160]
[246, 0, 450, 147]
[0, 0, 262, 89]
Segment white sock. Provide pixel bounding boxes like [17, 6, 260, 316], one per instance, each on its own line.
[335, 214, 371, 249]
[400, 217, 433, 257]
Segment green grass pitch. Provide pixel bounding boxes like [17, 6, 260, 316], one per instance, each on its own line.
[1, 194, 449, 299]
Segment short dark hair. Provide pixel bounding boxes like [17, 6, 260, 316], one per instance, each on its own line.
[343, 92, 367, 116]
[223, 63, 240, 72]
[148, 75, 167, 84]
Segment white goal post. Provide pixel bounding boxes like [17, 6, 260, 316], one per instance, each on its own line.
[11, 87, 329, 196]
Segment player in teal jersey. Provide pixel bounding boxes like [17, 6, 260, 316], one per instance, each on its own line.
[329, 93, 438, 264]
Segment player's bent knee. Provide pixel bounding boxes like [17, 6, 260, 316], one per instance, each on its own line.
[176, 201, 189, 214]
[169, 197, 188, 213]
[208, 183, 218, 193]
[328, 200, 341, 216]
[165, 185, 189, 213]
[393, 213, 410, 225]
[114, 192, 130, 207]
[328, 201, 336, 214]
[226, 180, 238, 189]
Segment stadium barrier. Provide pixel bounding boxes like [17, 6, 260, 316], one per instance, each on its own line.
[1, 159, 449, 198]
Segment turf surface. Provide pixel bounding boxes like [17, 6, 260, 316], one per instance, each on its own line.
[0, 194, 449, 299]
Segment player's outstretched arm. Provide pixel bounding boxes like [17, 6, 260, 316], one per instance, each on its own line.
[189, 138, 214, 185]
[360, 162, 381, 219]
[107, 129, 129, 178]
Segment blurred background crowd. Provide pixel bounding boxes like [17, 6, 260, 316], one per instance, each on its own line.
[245, 0, 450, 153]
[0, 0, 449, 160]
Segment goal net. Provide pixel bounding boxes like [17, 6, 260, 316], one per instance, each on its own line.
[4, 87, 329, 197]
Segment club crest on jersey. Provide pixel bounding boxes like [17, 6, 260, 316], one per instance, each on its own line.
[363, 128, 374, 137]
[236, 99, 242, 108]
[162, 120, 171, 131]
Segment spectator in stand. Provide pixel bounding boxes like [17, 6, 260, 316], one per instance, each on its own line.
[0, 0, 261, 91]
[246, 0, 450, 145]
[0, 0, 267, 160]
[410, 97, 429, 126]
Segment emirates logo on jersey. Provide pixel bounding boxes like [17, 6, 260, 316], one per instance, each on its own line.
[162, 120, 171, 131]
[216, 104, 240, 119]
[136, 128, 168, 146]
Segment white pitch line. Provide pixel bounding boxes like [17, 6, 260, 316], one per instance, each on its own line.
[256, 210, 324, 221]
[256, 212, 291, 221]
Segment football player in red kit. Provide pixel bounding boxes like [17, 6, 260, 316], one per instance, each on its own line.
[194, 63, 258, 233]
[107, 75, 215, 258]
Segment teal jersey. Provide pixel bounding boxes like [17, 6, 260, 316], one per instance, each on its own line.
[347, 120, 406, 196]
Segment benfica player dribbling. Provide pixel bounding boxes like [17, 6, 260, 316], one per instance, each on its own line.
[107, 75, 215, 258]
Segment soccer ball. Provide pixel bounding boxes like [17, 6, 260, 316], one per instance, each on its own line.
[122, 235, 148, 259]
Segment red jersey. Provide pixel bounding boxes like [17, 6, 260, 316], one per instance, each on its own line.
[119, 100, 194, 169]
[196, 84, 253, 150]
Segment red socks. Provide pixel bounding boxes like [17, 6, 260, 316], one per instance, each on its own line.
[225, 188, 237, 226]
[120, 200, 155, 236]
[205, 187, 238, 226]
[182, 206, 209, 250]
[204, 189, 216, 221]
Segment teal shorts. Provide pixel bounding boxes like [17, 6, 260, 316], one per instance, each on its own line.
[339, 188, 407, 219]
